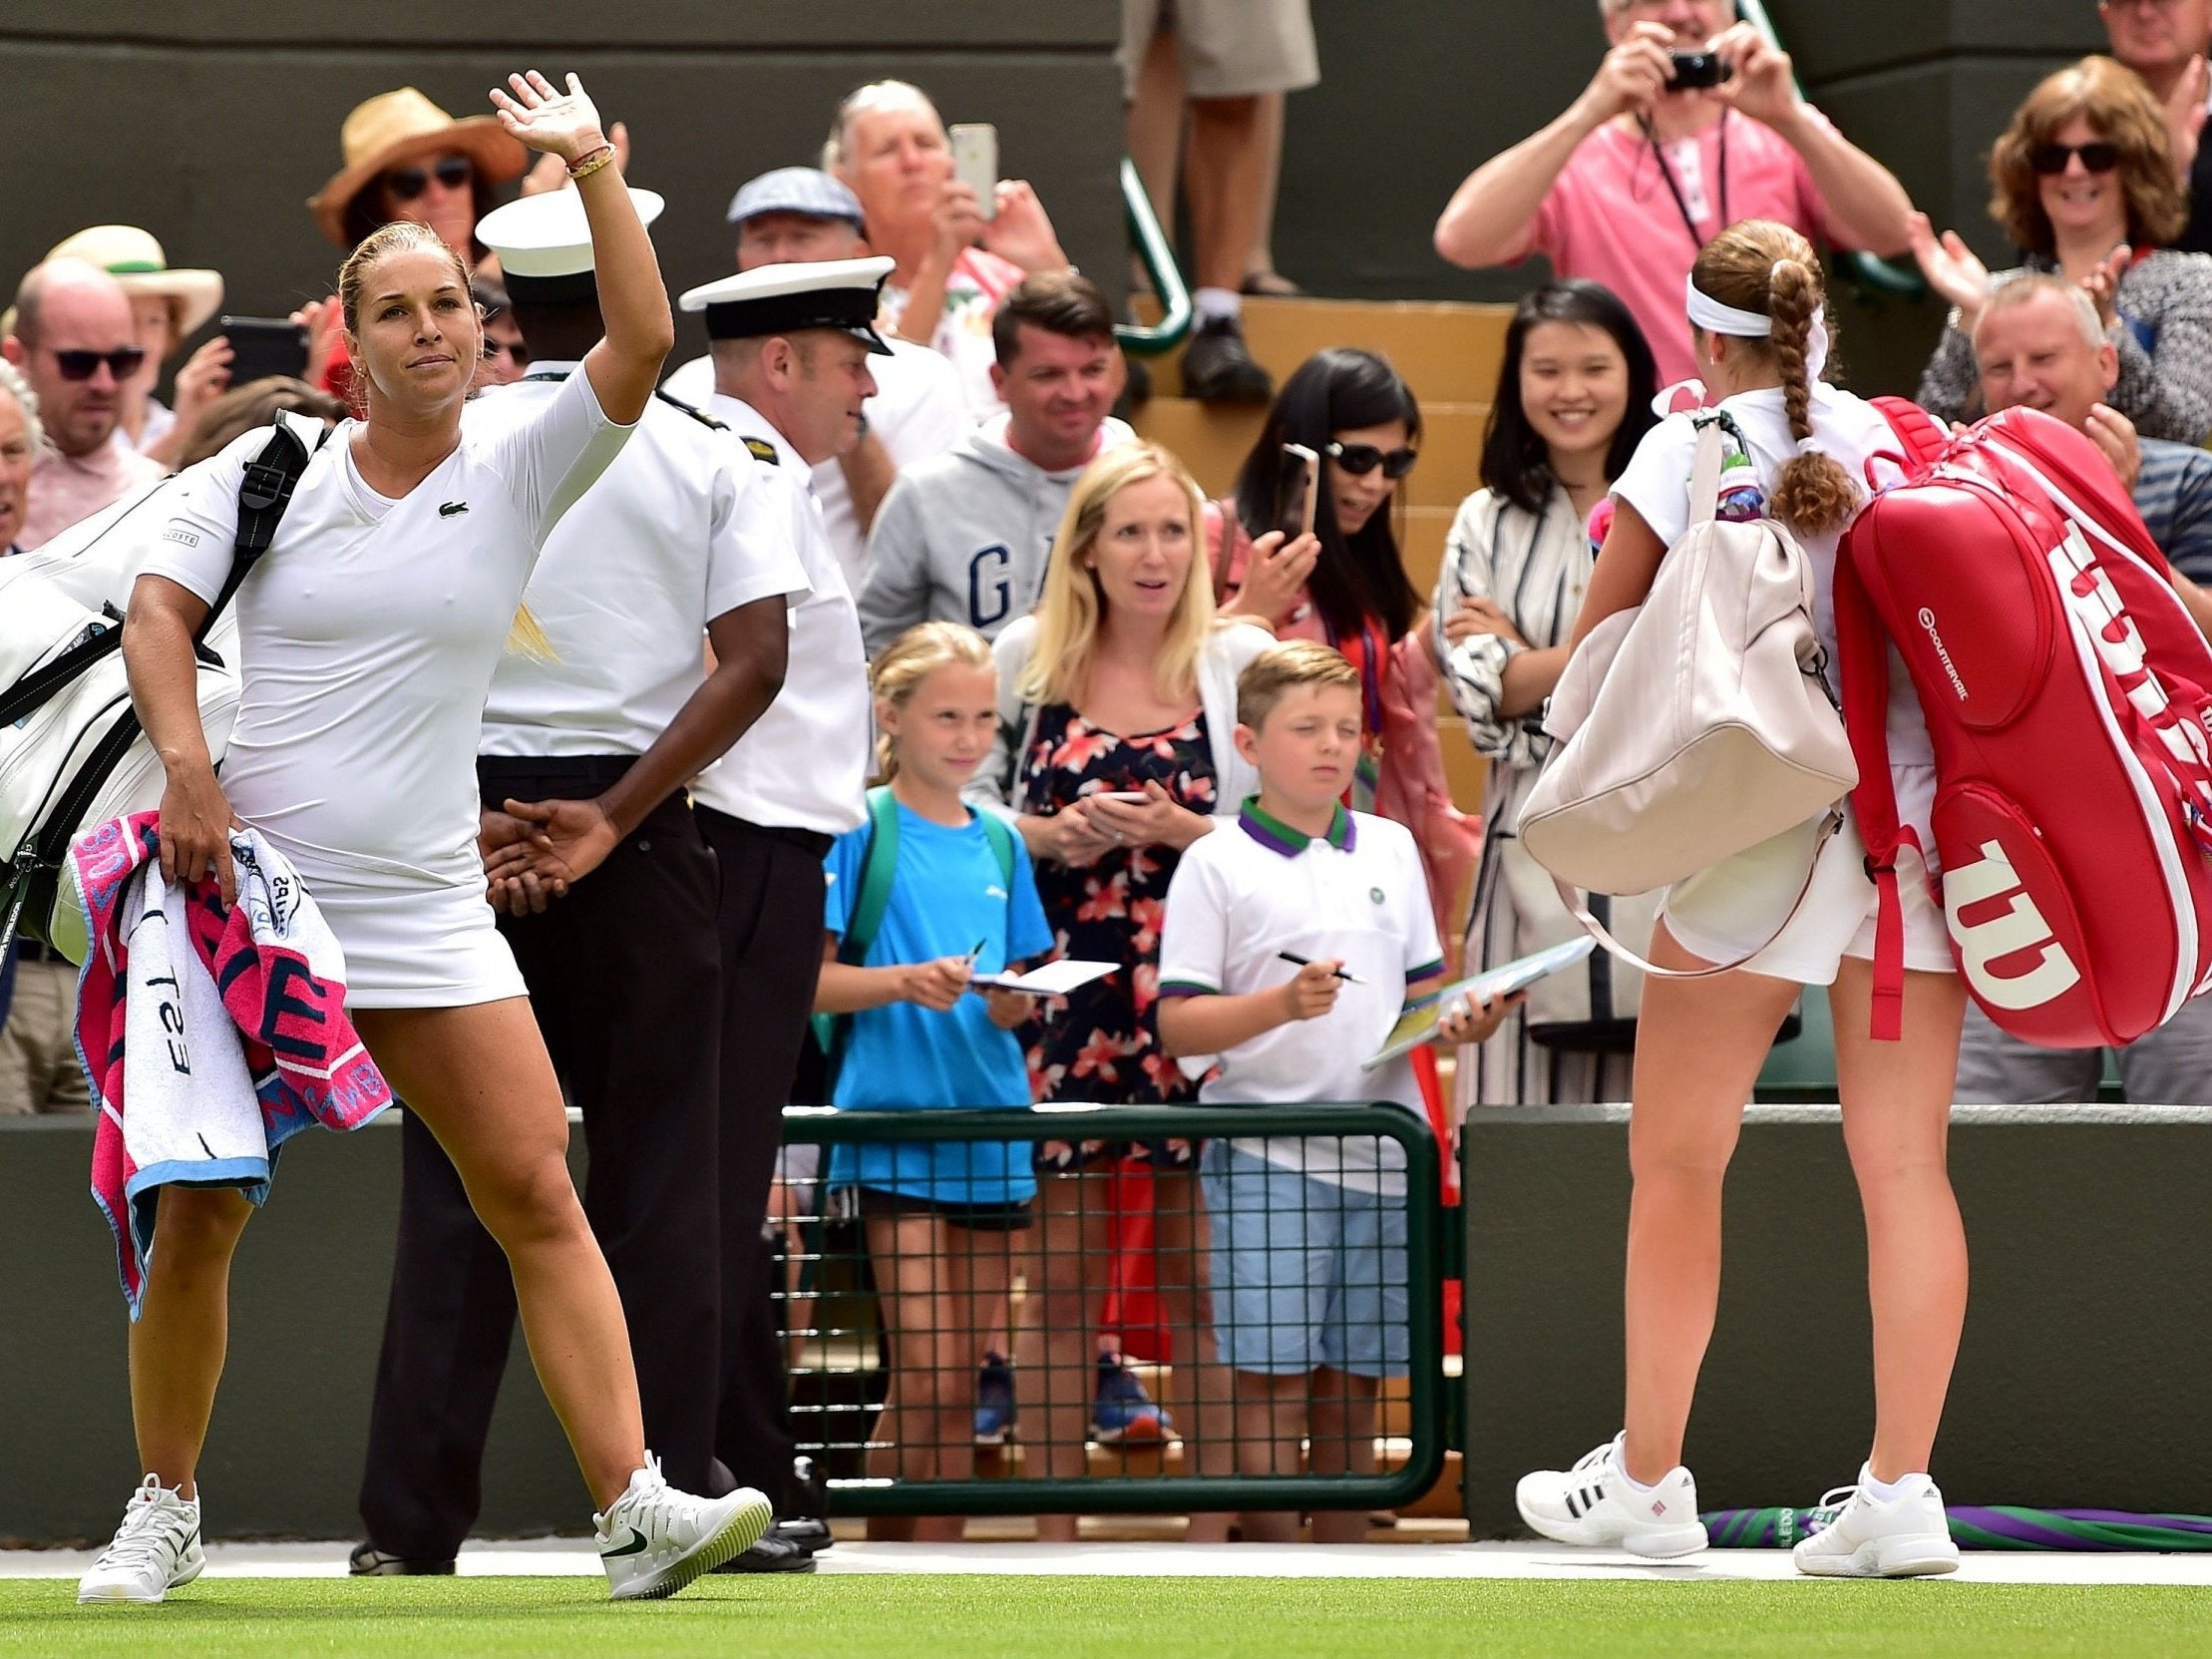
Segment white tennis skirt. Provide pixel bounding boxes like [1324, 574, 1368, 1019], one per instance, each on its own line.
[270, 833, 527, 1010]
[1660, 765, 1954, 988]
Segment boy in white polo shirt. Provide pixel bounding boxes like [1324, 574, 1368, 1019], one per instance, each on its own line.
[1157, 640, 1495, 1542]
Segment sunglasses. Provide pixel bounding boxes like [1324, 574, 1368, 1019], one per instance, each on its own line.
[2028, 141, 2121, 176]
[1325, 440, 1419, 480]
[383, 155, 474, 202]
[45, 345, 148, 382]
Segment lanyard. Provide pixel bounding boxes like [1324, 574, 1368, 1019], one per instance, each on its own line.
[1640, 110, 1728, 252]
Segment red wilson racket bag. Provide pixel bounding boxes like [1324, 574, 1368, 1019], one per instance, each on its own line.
[1835, 400, 2212, 1046]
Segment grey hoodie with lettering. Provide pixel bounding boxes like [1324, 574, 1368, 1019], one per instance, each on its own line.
[857, 412, 1135, 657]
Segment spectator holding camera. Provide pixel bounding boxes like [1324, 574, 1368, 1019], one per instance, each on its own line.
[1432, 0, 1913, 387]
[825, 80, 1074, 419]
[1910, 55, 2212, 442]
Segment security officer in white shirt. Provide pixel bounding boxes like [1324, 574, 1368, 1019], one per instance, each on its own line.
[354, 190, 810, 1575]
[675, 257, 881, 1547]
[662, 169, 969, 588]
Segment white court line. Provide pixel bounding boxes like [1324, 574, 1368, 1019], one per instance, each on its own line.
[4, 1539, 2211, 1586]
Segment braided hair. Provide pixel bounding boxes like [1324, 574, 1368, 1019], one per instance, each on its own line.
[1688, 219, 1858, 538]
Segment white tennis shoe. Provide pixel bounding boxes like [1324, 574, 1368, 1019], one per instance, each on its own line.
[595, 1453, 773, 1601]
[1516, 1433, 1709, 1558]
[1792, 1468, 1960, 1578]
[78, 1474, 205, 1604]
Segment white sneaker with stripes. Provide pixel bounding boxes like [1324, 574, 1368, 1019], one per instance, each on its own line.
[78, 1474, 205, 1604]
[1792, 1468, 1960, 1578]
[1516, 1434, 1708, 1557]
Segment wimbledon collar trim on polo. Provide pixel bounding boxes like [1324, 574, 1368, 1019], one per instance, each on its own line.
[1236, 795, 1355, 857]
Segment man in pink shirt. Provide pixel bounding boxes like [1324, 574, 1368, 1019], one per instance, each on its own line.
[2, 258, 166, 550]
[1433, 0, 1915, 387]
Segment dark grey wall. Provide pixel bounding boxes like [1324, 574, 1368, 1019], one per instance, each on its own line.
[0, 1117, 577, 1546]
[1272, 0, 2107, 396]
[0, 4, 1123, 372]
[1460, 1104, 2212, 1537]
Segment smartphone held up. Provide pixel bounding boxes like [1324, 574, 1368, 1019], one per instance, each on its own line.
[1278, 443, 1319, 539]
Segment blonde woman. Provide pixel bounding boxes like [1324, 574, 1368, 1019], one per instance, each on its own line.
[95, 73, 765, 1605]
[969, 441, 1272, 1539]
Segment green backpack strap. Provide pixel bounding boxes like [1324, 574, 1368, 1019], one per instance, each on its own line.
[975, 807, 1017, 898]
[841, 786, 903, 969]
[810, 787, 902, 1083]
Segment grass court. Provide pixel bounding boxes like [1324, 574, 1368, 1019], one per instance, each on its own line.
[4, 1575, 2211, 1659]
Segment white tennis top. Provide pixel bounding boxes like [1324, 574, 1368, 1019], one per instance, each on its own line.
[687, 395, 871, 838]
[477, 367, 810, 758]
[145, 368, 633, 890]
[1158, 801, 1444, 1192]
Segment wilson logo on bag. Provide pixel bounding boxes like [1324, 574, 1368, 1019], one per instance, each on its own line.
[1836, 400, 2212, 1046]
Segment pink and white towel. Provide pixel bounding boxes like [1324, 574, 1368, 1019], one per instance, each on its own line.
[69, 812, 392, 1316]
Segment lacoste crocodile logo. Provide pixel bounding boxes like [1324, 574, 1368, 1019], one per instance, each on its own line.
[438, 501, 469, 518]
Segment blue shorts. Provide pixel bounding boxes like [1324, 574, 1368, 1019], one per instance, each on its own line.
[1199, 1140, 1409, 1379]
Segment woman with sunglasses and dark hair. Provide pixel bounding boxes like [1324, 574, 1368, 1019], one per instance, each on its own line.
[1909, 54, 2212, 441]
[1210, 349, 1477, 944]
[1435, 279, 1659, 1107]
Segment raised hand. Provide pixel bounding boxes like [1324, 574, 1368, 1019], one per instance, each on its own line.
[522, 118, 631, 196]
[928, 179, 989, 269]
[289, 297, 342, 390]
[489, 71, 608, 166]
[1574, 21, 1673, 128]
[1905, 212, 1994, 328]
[2085, 401, 2143, 493]
[169, 336, 234, 424]
[1712, 23, 1798, 130]
[980, 180, 1069, 274]
[2080, 244, 2132, 332]
[1232, 529, 1320, 628]
[2165, 55, 2209, 181]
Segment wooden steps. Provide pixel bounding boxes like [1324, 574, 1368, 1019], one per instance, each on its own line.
[1129, 294, 1512, 817]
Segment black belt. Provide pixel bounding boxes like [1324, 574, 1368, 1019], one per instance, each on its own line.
[695, 806, 834, 859]
[11, 937, 69, 966]
[477, 754, 637, 789]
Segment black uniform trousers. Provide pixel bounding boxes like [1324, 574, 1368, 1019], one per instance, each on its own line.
[358, 757, 724, 1559]
[695, 804, 830, 1507]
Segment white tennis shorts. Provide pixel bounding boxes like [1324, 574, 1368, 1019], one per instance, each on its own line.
[1660, 766, 1954, 987]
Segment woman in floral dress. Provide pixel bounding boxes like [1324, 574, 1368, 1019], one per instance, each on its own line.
[972, 442, 1273, 1540]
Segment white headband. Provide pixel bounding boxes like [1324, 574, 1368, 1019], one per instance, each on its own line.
[1684, 270, 1830, 382]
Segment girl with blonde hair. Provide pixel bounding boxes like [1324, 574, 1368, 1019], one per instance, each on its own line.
[814, 621, 1052, 1541]
[1516, 219, 1970, 1578]
[971, 440, 1273, 1538]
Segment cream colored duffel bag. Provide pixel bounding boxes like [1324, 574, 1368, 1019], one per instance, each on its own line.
[1518, 415, 1856, 964]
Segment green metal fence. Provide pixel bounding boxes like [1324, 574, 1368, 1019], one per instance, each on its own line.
[772, 1101, 1448, 1518]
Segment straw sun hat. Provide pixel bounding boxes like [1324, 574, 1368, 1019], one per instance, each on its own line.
[306, 87, 529, 247]
[45, 225, 223, 338]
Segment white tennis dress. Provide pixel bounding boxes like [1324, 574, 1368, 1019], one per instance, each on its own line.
[1610, 384, 1953, 986]
[142, 370, 634, 1007]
